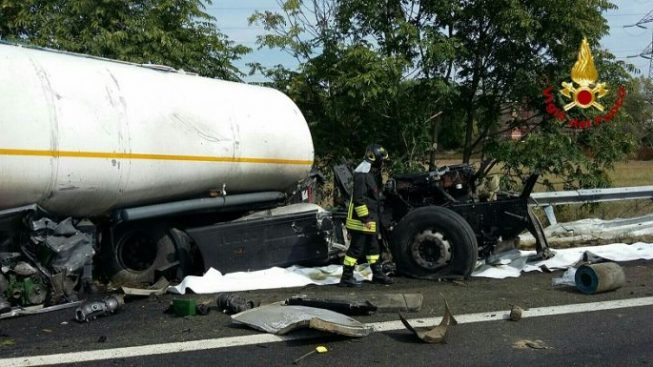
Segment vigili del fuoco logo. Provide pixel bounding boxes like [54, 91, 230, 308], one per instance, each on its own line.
[543, 38, 626, 129]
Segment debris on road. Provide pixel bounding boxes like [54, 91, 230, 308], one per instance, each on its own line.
[0, 338, 15, 347]
[75, 295, 123, 322]
[121, 277, 169, 297]
[509, 305, 523, 321]
[196, 300, 212, 315]
[232, 304, 372, 337]
[216, 293, 259, 314]
[285, 293, 423, 315]
[473, 243, 653, 279]
[552, 267, 577, 287]
[293, 345, 328, 364]
[286, 295, 377, 315]
[512, 339, 552, 350]
[0, 300, 82, 320]
[575, 262, 625, 294]
[399, 297, 457, 344]
[170, 298, 196, 317]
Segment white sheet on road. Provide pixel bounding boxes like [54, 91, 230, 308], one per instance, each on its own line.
[168, 264, 372, 295]
[168, 243, 653, 294]
[472, 242, 653, 279]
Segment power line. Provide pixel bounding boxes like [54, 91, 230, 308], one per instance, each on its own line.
[624, 9, 653, 28]
[625, 8, 653, 79]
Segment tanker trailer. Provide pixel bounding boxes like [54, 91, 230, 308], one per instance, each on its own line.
[0, 42, 328, 286]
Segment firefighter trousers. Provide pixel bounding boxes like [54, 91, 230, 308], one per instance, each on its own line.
[344, 231, 380, 265]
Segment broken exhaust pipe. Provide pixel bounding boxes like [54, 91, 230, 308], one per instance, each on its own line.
[75, 295, 124, 322]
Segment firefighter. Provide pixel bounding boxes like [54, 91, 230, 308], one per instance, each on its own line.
[339, 144, 394, 287]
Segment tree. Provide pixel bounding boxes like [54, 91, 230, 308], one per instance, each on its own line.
[249, 0, 452, 169]
[0, 0, 248, 80]
[252, 0, 637, 190]
[622, 76, 653, 156]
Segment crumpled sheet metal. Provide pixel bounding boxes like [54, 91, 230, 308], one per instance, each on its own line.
[232, 304, 372, 337]
[399, 297, 458, 344]
[122, 277, 169, 297]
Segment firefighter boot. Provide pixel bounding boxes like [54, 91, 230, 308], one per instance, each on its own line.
[338, 265, 362, 287]
[371, 263, 394, 285]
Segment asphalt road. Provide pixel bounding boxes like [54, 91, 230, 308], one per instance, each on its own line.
[0, 260, 652, 367]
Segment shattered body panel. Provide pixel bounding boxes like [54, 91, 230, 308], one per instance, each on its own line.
[231, 304, 372, 337]
[332, 163, 551, 279]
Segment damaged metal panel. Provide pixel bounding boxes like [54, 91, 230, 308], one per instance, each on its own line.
[232, 304, 372, 337]
[399, 297, 457, 344]
[187, 210, 328, 274]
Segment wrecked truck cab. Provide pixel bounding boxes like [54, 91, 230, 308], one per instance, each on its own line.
[332, 162, 552, 280]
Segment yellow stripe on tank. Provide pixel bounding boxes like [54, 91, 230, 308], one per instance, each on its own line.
[0, 148, 313, 166]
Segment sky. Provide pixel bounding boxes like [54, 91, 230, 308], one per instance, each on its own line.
[207, 0, 653, 82]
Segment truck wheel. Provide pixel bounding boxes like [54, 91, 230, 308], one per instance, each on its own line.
[104, 224, 186, 286]
[391, 206, 478, 279]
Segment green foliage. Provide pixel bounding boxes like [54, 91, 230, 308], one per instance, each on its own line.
[0, 0, 248, 80]
[252, 0, 638, 188]
[1, 0, 641, 189]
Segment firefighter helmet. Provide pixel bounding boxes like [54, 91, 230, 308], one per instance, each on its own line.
[364, 144, 389, 165]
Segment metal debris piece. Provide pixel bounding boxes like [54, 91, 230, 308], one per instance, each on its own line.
[575, 262, 625, 294]
[232, 304, 372, 337]
[75, 295, 123, 322]
[285, 295, 377, 315]
[216, 293, 259, 314]
[509, 305, 523, 321]
[293, 346, 328, 364]
[0, 300, 82, 319]
[121, 277, 169, 297]
[286, 293, 422, 314]
[399, 297, 457, 344]
[513, 339, 552, 349]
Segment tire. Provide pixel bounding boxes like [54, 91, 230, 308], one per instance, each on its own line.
[103, 223, 180, 286]
[391, 206, 478, 279]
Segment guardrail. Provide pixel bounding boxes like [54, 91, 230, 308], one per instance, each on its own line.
[528, 185, 653, 225]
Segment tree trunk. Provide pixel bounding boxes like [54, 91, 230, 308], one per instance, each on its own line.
[429, 116, 440, 170]
[462, 57, 482, 163]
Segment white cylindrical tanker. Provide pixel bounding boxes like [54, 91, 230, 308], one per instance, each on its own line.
[0, 43, 314, 217]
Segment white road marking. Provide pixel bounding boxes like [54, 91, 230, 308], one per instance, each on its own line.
[2, 296, 652, 367]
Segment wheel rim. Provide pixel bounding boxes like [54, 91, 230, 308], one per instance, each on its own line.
[116, 232, 158, 272]
[409, 229, 452, 270]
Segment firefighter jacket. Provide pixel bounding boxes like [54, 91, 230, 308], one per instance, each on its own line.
[346, 161, 382, 234]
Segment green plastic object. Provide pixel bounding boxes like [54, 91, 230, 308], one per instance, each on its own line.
[172, 299, 197, 317]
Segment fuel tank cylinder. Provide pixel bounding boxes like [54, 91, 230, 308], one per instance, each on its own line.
[0, 43, 314, 217]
